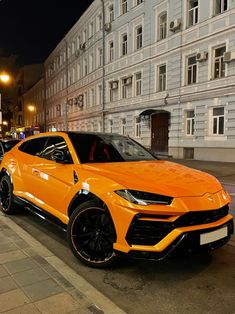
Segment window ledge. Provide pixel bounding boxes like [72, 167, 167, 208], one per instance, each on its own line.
[205, 136, 227, 141]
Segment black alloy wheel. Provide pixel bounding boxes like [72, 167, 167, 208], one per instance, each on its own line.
[68, 201, 117, 268]
[0, 175, 16, 214]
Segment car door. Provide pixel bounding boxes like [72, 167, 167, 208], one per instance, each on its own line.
[14, 137, 48, 196]
[29, 135, 75, 219]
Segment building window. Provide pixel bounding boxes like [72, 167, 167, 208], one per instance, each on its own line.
[136, 26, 143, 50]
[136, 0, 143, 5]
[135, 72, 142, 96]
[212, 107, 224, 135]
[186, 110, 195, 135]
[158, 64, 166, 91]
[110, 85, 114, 102]
[109, 41, 114, 62]
[122, 34, 128, 56]
[135, 117, 141, 138]
[72, 42, 75, 55]
[90, 53, 94, 72]
[109, 4, 114, 22]
[159, 12, 167, 40]
[89, 22, 94, 38]
[121, 118, 126, 135]
[77, 64, 81, 80]
[84, 59, 88, 76]
[214, 0, 227, 15]
[83, 29, 87, 43]
[109, 120, 113, 133]
[98, 48, 103, 67]
[188, 0, 198, 27]
[121, 0, 127, 14]
[121, 79, 127, 99]
[187, 55, 197, 85]
[98, 84, 102, 105]
[213, 46, 226, 79]
[91, 89, 95, 106]
[98, 14, 102, 31]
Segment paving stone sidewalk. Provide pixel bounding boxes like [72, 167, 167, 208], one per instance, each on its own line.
[0, 213, 125, 314]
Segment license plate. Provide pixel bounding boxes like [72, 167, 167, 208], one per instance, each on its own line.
[200, 226, 228, 245]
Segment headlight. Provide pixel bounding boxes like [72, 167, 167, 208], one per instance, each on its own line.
[115, 189, 173, 205]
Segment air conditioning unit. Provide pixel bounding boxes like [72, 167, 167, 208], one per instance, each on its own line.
[104, 22, 112, 32]
[223, 51, 235, 63]
[80, 43, 86, 50]
[169, 19, 181, 32]
[110, 80, 118, 90]
[124, 76, 132, 86]
[75, 50, 80, 57]
[196, 51, 208, 62]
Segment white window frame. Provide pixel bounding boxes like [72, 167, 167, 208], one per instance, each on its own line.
[186, 55, 197, 85]
[134, 116, 141, 138]
[109, 4, 114, 22]
[213, 45, 226, 79]
[214, 0, 228, 15]
[121, 0, 127, 14]
[122, 33, 128, 56]
[121, 118, 127, 135]
[158, 12, 167, 40]
[212, 107, 225, 135]
[109, 41, 114, 62]
[185, 110, 195, 136]
[158, 64, 166, 92]
[187, 0, 198, 27]
[136, 25, 143, 50]
[135, 72, 142, 96]
[121, 79, 127, 99]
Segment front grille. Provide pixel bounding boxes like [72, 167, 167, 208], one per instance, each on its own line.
[174, 205, 229, 227]
[126, 205, 230, 246]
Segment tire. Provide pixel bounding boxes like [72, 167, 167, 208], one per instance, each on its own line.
[67, 200, 118, 268]
[0, 175, 17, 215]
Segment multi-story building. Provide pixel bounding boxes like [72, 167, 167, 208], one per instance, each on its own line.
[41, 0, 235, 161]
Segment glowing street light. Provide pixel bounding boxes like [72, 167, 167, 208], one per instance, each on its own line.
[0, 72, 11, 126]
[0, 73, 10, 83]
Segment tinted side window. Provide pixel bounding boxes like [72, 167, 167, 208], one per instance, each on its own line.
[18, 137, 48, 156]
[39, 136, 72, 163]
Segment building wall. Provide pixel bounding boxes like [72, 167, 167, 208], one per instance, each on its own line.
[34, 0, 235, 161]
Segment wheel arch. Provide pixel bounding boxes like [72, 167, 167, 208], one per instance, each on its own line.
[68, 190, 107, 218]
[0, 168, 12, 182]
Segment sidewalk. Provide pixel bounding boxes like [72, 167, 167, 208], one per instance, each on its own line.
[0, 212, 125, 314]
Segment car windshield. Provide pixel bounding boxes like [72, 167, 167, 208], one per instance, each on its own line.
[68, 133, 156, 163]
[3, 140, 20, 152]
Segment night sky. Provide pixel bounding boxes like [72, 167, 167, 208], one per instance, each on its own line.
[0, 0, 93, 65]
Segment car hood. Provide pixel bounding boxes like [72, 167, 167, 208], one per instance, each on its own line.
[82, 160, 222, 197]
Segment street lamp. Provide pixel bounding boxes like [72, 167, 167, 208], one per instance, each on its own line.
[0, 72, 11, 133]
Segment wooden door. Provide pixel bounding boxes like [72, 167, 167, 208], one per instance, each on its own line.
[151, 113, 169, 154]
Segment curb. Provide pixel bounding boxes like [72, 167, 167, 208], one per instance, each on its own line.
[0, 213, 126, 314]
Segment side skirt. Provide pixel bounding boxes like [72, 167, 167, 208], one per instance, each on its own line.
[13, 196, 67, 232]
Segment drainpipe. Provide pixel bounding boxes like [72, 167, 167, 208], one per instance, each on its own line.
[43, 69, 47, 132]
[64, 38, 69, 131]
[101, 0, 105, 132]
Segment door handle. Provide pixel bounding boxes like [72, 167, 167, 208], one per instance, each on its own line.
[32, 169, 40, 176]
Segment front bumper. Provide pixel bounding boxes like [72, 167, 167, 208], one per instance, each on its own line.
[127, 219, 234, 261]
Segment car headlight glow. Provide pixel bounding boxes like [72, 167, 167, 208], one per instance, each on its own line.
[115, 189, 173, 205]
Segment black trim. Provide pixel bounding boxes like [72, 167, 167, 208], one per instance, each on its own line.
[13, 196, 67, 232]
[128, 219, 234, 261]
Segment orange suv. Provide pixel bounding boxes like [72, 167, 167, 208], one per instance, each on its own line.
[0, 132, 233, 267]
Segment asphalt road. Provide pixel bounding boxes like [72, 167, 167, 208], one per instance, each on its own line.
[10, 190, 235, 314]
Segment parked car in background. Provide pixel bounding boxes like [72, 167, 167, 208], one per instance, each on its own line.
[0, 139, 21, 162]
[0, 132, 233, 267]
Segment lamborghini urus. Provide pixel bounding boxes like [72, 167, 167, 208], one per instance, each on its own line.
[0, 132, 233, 267]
